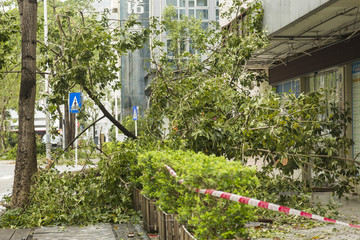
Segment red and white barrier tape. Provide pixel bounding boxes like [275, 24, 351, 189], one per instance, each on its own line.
[164, 164, 360, 229]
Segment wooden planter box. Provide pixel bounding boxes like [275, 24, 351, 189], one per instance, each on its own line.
[179, 225, 196, 240]
[132, 188, 142, 212]
[132, 189, 196, 239]
[157, 207, 179, 240]
[141, 194, 158, 233]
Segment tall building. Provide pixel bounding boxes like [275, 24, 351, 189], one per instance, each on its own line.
[120, 0, 220, 117]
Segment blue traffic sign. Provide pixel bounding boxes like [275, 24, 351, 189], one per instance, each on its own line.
[133, 106, 138, 120]
[69, 92, 82, 113]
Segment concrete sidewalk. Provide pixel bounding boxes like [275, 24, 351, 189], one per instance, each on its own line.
[0, 223, 151, 240]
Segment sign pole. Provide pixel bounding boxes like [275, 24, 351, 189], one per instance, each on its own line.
[44, 0, 51, 161]
[69, 92, 81, 166]
[135, 118, 138, 137]
[75, 117, 78, 166]
[133, 106, 138, 137]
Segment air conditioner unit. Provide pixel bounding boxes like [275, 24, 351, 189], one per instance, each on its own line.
[111, 0, 118, 13]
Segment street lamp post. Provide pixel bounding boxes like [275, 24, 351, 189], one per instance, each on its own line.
[44, 0, 51, 161]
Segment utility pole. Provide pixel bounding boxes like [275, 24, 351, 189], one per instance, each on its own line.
[44, 0, 51, 160]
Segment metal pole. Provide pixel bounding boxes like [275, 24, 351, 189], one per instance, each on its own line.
[115, 90, 118, 141]
[75, 117, 78, 166]
[135, 106, 138, 137]
[44, 0, 51, 160]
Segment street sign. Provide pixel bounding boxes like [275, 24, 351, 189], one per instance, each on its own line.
[133, 106, 138, 120]
[69, 92, 82, 113]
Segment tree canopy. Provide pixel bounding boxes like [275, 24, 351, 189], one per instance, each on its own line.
[146, 0, 358, 197]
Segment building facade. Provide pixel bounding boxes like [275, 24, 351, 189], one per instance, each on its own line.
[119, 0, 219, 117]
[248, 0, 360, 158]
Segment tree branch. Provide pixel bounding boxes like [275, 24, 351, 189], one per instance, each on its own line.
[82, 85, 137, 139]
[246, 148, 360, 165]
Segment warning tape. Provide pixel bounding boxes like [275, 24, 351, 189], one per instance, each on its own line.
[164, 164, 360, 229]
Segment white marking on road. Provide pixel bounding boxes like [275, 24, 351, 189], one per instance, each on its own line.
[0, 175, 14, 180]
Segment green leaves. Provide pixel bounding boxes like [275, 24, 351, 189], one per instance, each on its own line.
[146, 0, 358, 200]
[138, 149, 259, 239]
[0, 140, 145, 228]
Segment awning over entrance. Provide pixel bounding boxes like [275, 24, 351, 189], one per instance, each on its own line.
[249, 0, 360, 72]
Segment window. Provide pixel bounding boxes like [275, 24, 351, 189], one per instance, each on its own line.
[167, 0, 177, 6]
[167, 39, 174, 56]
[275, 79, 300, 97]
[306, 68, 344, 116]
[196, 9, 208, 20]
[196, 0, 207, 6]
[189, 9, 194, 17]
[165, 0, 218, 54]
[179, 9, 185, 18]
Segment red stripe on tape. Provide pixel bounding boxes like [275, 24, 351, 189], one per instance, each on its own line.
[300, 211, 312, 218]
[239, 197, 250, 204]
[221, 193, 231, 199]
[205, 189, 215, 195]
[350, 224, 360, 229]
[279, 206, 290, 214]
[164, 164, 360, 230]
[258, 201, 269, 209]
[324, 218, 336, 223]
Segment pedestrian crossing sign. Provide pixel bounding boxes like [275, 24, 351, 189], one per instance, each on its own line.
[69, 92, 82, 113]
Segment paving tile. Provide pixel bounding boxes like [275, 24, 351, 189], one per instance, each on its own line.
[32, 223, 115, 240]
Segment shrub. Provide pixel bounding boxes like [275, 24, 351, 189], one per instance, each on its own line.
[138, 150, 259, 239]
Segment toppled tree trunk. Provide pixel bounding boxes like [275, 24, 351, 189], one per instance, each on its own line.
[82, 85, 137, 140]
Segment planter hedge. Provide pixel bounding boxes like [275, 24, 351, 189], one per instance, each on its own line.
[138, 150, 259, 239]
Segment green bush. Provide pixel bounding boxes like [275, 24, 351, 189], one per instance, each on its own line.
[0, 140, 144, 228]
[2, 145, 17, 160]
[138, 150, 259, 239]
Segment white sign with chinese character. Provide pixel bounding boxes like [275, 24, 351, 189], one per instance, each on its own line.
[128, 0, 144, 14]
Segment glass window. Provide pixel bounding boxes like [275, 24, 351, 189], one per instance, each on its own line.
[167, 39, 174, 56]
[196, 9, 208, 20]
[201, 21, 209, 29]
[216, 0, 219, 7]
[180, 39, 186, 54]
[172, 11, 178, 20]
[283, 81, 292, 93]
[167, 0, 177, 6]
[189, 9, 194, 17]
[275, 79, 300, 97]
[189, 0, 194, 7]
[196, 0, 207, 6]
[216, 9, 219, 20]
[305, 68, 343, 117]
[189, 40, 195, 54]
[180, 0, 186, 7]
[179, 9, 185, 19]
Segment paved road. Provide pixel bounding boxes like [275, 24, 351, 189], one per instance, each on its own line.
[0, 161, 92, 211]
[0, 161, 15, 209]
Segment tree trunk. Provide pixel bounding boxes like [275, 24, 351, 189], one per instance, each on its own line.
[64, 102, 75, 147]
[302, 162, 312, 190]
[0, 106, 6, 150]
[70, 112, 75, 144]
[12, 0, 38, 209]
